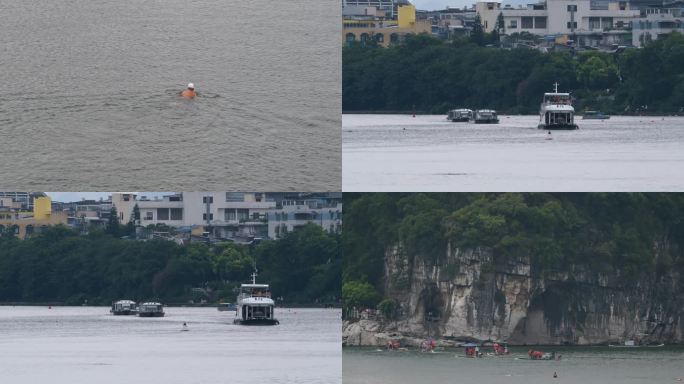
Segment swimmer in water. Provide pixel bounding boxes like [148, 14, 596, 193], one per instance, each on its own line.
[181, 83, 197, 98]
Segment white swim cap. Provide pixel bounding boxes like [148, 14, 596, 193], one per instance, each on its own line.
[187, 83, 194, 89]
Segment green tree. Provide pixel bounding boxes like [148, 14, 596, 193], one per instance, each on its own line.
[496, 12, 505, 36]
[470, 14, 486, 46]
[107, 206, 120, 237]
[342, 280, 381, 311]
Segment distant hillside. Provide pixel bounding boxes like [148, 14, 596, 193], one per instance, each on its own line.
[343, 193, 684, 345]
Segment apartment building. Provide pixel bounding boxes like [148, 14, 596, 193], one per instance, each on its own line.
[478, 0, 639, 47]
[632, 1, 684, 45]
[111, 192, 341, 243]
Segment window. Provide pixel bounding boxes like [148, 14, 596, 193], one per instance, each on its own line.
[226, 210, 236, 221]
[567, 4, 577, 11]
[145, 212, 153, 221]
[237, 209, 249, 221]
[375, 33, 384, 43]
[602, 17, 613, 29]
[157, 208, 169, 221]
[521, 17, 533, 28]
[170, 208, 183, 221]
[619, 1, 627, 10]
[616, 20, 624, 28]
[202, 213, 214, 220]
[225, 193, 243, 202]
[567, 21, 578, 29]
[589, 17, 601, 29]
[203, 196, 213, 204]
[534, 17, 547, 29]
[509, 20, 518, 28]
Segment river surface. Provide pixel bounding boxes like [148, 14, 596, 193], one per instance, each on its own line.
[343, 114, 684, 191]
[0, 0, 341, 191]
[0, 306, 341, 384]
[344, 346, 684, 384]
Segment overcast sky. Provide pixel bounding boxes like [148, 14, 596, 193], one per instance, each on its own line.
[46, 192, 169, 203]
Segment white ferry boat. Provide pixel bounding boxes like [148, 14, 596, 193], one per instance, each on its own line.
[538, 83, 578, 130]
[234, 273, 279, 325]
[110, 300, 137, 315]
[447, 108, 473, 122]
[137, 302, 165, 317]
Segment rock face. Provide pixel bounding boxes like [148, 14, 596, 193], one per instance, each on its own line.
[344, 244, 684, 346]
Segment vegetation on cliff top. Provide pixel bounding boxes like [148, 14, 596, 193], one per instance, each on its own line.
[0, 224, 340, 305]
[343, 33, 684, 114]
[343, 193, 684, 310]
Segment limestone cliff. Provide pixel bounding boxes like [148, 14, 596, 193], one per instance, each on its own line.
[344, 244, 684, 346]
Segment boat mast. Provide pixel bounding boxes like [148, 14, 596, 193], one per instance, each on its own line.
[553, 82, 559, 93]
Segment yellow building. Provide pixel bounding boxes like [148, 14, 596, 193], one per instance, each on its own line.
[398, 4, 416, 28]
[33, 196, 52, 220]
[343, 4, 432, 47]
[0, 196, 68, 239]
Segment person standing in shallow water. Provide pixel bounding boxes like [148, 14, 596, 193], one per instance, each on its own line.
[181, 83, 197, 98]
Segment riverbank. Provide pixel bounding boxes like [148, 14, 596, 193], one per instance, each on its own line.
[343, 319, 682, 347]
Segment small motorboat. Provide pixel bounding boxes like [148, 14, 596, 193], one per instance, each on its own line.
[582, 110, 610, 120]
[110, 300, 137, 316]
[447, 108, 473, 122]
[471, 109, 499, 124]
[217, 302, 237, 312]
[137, 302, 165, 317]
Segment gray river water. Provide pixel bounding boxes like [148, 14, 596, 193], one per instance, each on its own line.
[343, 114, 684, 191]
[344, 346, 684, 384]
[0, 0, 341, 191]
[0, 306, 341, 384]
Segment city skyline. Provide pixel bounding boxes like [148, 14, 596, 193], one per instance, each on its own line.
[45, 192, 169, 203]
[411, 0, 528, 10]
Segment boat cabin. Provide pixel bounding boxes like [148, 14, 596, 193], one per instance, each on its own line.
[238, 284, 271, 298]
[542, 107, 575, 126]
[542, 93, 572, 105]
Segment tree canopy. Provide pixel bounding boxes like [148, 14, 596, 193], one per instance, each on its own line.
[0, 224, 340, 305]
[343, 33, 684, 114]
[343, 193, 684, 292]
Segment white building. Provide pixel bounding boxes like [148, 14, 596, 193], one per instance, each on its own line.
[111, 193, 340, 243]
[477, 0, 639, 47]
[267, 197, 342, 240]
[632, 2, 684, 46]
